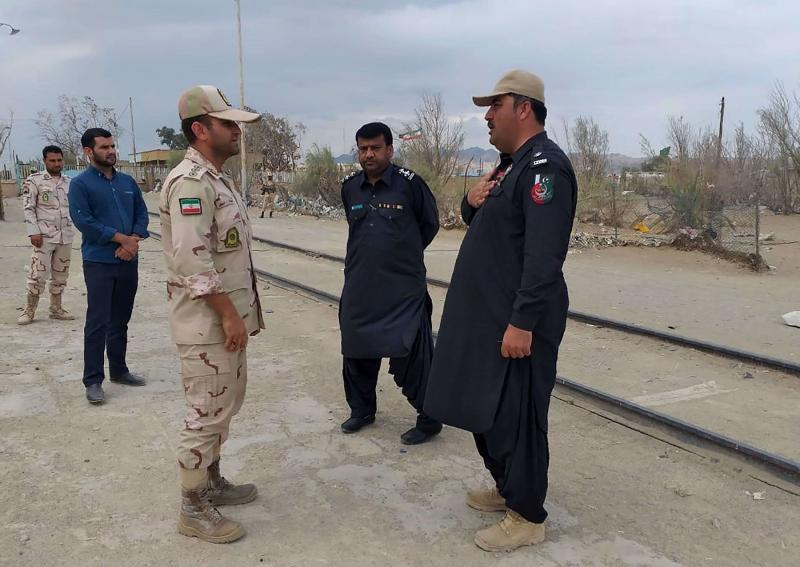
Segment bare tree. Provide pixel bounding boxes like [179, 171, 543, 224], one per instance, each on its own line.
[0, 112, 12, 221]
[758, 81, 800, 212]
[667, 115, 693, 163]
[571, 116, 610, 182]
[401, 93, 464, 193]
[246, 111, 305, 173]
[566, 116, 617, 223]
[225, 107, 306, 203]
[35, 95, 123, 162]
[0, 111, 12, 163]
[300, 145, 341, 205]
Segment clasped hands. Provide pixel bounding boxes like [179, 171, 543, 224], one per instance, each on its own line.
[115, 234, 142, 261]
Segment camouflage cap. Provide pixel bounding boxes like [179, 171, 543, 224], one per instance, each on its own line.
[178, 85, 261, 122]
[472, 70, 545, 106]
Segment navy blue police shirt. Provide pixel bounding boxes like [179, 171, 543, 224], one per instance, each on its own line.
[339, 164, 439, 358]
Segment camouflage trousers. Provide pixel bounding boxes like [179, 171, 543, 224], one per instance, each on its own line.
[260, 193, 275, 215]
[26, 242, 72, 296]
[177, 343, 247, 470]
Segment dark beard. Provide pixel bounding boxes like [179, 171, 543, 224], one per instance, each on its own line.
[92, 153, 116, 168]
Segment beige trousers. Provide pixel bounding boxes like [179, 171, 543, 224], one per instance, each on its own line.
[176, 343, 247, 470]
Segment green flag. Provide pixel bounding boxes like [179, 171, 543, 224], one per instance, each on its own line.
[659, 146, 671, 157]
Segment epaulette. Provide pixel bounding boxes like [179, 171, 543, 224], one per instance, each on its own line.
[183, 163, 208, 181]
[396, 167, 416, 181]
[342, 170, 360, 184]
[530, 149, 550, 169]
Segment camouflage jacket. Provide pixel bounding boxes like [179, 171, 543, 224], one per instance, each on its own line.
[22, 172, 74, 244]
[159, 147, 265, 345]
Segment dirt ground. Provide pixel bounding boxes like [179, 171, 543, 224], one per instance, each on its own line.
[1, 197, 799, 566]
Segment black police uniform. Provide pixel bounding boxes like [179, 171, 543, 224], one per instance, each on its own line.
[424, 131, 577, 523]
[339, 163, 441, 433]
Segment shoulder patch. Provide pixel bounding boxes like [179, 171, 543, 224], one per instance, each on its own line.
[179, 197, 203, 215]
[341, 170, 360, 184]
[530, 174, 554, 205]
[183, 164, 207, 181]
[396, 167, 416, 181]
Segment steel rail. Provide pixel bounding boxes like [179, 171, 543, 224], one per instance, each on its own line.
[148, 226, 800, 479]
[147, 212, 798, 375]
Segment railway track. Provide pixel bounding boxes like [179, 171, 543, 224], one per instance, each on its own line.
[146, 210, 800, 376]
[147, 225, 800, 482]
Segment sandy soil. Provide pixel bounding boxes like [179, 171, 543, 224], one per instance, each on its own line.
[1, 198, 798, 566]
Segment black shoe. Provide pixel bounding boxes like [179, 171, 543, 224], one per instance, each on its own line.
[341, 415, 375, 434]
[269, 211, 273, 218]
[86, 384, 105, 404]
[109, 372, 146, 386]
[400, 426, 441, 445]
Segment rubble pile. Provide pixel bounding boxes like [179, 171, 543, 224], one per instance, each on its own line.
[277, 196, 346, 220]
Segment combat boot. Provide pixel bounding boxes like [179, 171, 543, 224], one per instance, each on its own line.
[474, 509, 545, 552]
[17, 293, 39, 325]
[49, 293, 75, 320]
[466, 486, 507, 512]
[178, 487, 245, 543]
[207, 458, 258, 506]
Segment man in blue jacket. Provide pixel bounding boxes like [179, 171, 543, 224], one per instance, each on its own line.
[68, 128, 150, 404]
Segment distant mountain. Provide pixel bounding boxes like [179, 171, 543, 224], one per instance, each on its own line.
[335, 153, 355, 164]
[608, 153, 644, 174]
[458, 146, 499, 164]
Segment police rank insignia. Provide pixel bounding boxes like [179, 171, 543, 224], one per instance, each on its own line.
[531, 174, 554, 205]
[179, 198, 202, 215]
[224, 227, 240, 248]
[396, 168, 416, 181]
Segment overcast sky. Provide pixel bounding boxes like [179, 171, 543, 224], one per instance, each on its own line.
[2, 0, 799, 166]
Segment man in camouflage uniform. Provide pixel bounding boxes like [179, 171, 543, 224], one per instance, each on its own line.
[259, 173, 277, 218]
[19, 145, 75, 325]
[160, 85, 264, 543]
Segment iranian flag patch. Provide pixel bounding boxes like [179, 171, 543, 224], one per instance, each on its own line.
[179, 198, 202, 215]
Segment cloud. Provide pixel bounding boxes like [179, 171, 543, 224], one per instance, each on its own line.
[2, 0, 800, 167]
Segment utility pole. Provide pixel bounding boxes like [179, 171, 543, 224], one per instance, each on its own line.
[129, 96, 137, 164]
[716, 96, 725, 167]
[235, 0, 248, 199]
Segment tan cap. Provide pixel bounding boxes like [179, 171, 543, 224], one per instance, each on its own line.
[178, 85, 261, 122]
[472, 70, 545, 106]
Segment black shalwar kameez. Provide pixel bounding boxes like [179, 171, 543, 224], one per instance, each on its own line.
[424, 131, 577, 522]
[340, 164, 440, 431]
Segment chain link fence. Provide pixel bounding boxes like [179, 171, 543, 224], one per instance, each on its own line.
[573, 174, 764, 262]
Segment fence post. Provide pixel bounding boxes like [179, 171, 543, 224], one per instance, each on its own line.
[754, 196, 760, 260]
[612, 178, 618, 240]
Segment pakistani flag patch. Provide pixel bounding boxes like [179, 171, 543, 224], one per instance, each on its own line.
[179, 198, 202, 215]
[531, 174, 554, 205]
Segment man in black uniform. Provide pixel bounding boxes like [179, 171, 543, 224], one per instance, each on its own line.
[339, 122, 442, 445]
[424, 71, 578, 551]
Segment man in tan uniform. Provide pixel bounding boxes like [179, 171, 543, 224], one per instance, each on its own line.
[18, 145, 75, 325]
[159, 85, 264, 543]
[259, 173, 277, 218]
